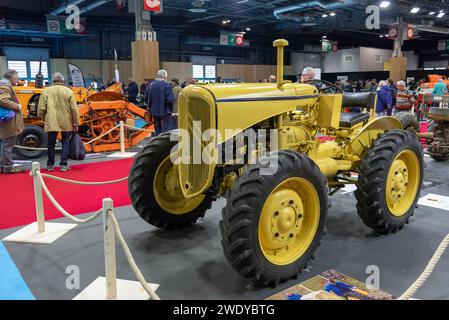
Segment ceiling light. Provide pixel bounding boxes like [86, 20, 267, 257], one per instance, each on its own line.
[379, 35, 384, 37]
[429, 11, 435, 15]
[385, 34, 389, 37]
[236, 0, 249, 3]
[410, 7, 420, 13]
[379, 1, 390, 8]
[222, 20, 228, 24]
[322, 14, 328, 17]
[322, 35, 327, 38]
[246, 27, 251, 31]
[329, 12, 336, 16]
[438, 12, 445, 18]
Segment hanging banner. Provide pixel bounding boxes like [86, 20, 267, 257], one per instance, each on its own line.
[236, 34, 244, 46]
[116, 0, 125, 10]
[220, 33, 247, 46]
[68, 64, 85, 88]
[144, 0, 162, 12]
[407, 25, 414, 40]
[388, 25, 398, 39]
[332, 42, 338, 52]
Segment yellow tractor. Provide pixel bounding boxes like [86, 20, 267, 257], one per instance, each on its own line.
[128, 39, 424, 287]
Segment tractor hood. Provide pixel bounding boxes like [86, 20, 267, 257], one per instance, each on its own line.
[189, 82, 320, 143]
[203, 82, 318, 102]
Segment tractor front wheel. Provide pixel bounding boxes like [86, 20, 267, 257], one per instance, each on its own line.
[128, 131, 213, 230]
[220, 151, 328, 287]
[355, 129, 424, 233]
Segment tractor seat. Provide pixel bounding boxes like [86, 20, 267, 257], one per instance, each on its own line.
[342, 92, 376, 110]
[339, 112, 370, 128]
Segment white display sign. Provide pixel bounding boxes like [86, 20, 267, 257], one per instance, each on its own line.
[418, 193, 449, 211]
[68, 64, 85, 88]
[314, 68, 321, 80]
[220, 34, 228, 46]
[47, 19, 60, 33]
[344, 55, 353, 62]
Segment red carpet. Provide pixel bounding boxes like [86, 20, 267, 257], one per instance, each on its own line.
[0, 159, 133, 230]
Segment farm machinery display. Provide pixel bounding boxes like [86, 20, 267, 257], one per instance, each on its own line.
[417, 94, 449, 161]
[13, 82, 152, 158]
[128, 39, 424, 287]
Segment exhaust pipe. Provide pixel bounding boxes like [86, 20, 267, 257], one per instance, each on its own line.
[273, 39, 289, 89]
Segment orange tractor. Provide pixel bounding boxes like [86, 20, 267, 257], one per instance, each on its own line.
[418, 74, 449, 90]
[14, 82, 152, 159]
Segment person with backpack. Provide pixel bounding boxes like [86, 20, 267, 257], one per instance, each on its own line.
[0, 69, 24, 174]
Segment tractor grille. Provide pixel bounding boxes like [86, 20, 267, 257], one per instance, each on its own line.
[179, 94, 215, 197]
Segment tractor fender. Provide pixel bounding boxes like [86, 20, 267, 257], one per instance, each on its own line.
[345, 116, 403, 158]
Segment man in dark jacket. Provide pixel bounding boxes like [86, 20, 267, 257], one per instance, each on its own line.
[126, 78, 139, 105]
[376, 80, 392, 117]
[387, 78, 397, 116]
[146, 70, 175, 136]
[140, 79, 150, 95]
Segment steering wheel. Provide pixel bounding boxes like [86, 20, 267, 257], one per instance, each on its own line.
[304, 79, 343, 94]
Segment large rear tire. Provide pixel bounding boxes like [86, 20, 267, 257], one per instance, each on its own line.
[128, 131, 213, 230]
[220, 151, 328, 287]
[355, 129, 423, 233]
[394, 111, 419, 133]
[14, 125, 47, 159]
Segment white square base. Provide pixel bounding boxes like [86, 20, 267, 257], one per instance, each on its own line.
[107, 152, 137, 158]
[2, 222, 77, 244]
[73, 277, 160, 300]
[418, 193, 449, 211]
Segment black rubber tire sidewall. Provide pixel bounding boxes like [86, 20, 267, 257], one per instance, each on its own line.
[355, 130, 424, 233]
[394, 111, 420, 132]
[14, 125, 47, 159]
[221, 151, 328, 286]
[128, 131, 213, 230]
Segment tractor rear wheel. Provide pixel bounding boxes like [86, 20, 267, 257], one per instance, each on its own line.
[14, 125, 47, 159]
[394, 111, 420, 133]
[128, 131, 213, 230]
[220, 151, 327, 287]
[355, 129, 423, 234]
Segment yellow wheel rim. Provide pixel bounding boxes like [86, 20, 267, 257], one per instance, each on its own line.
[258, 177, 320, 266]
[153, 156, 205, 215]
[385, 150, 420, 217]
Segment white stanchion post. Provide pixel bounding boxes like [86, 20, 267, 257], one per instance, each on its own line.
[32, 162, 45, 233]
[106, 121, 137, 158]
[3, 162, 77, 244]
[74, 197, 159, 300]
[103, 198, 117, 300]
[119, 121, 125, 154]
